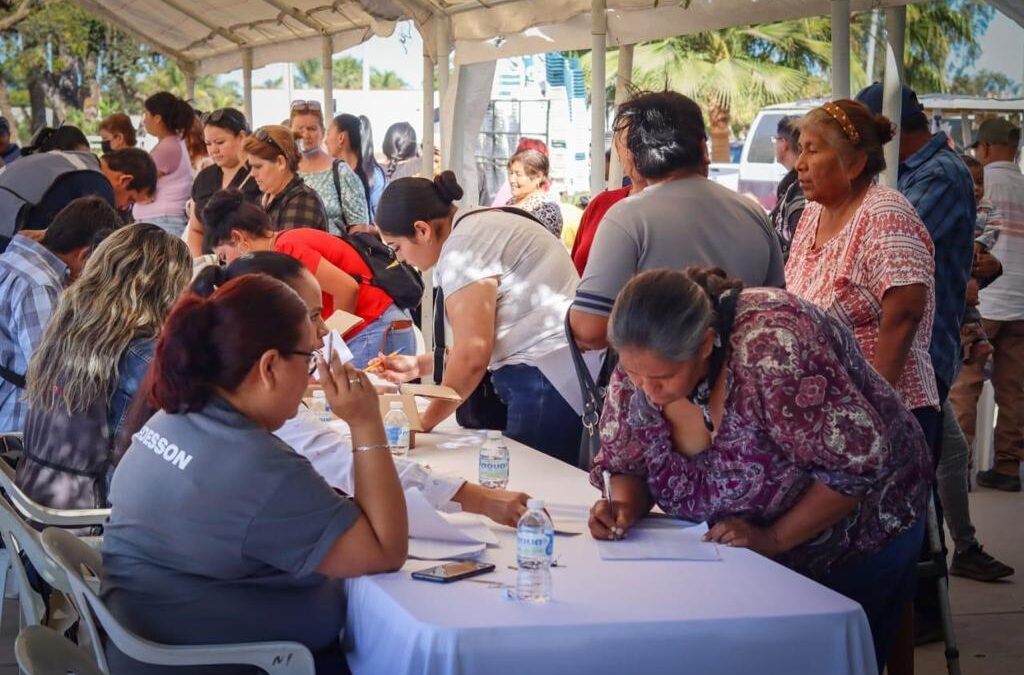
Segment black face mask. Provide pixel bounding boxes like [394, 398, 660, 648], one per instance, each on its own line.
[100, 139, 113, 154]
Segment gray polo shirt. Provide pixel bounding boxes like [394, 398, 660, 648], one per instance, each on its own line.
[573, 176, 785, 316]
[101, 396, 360, 673]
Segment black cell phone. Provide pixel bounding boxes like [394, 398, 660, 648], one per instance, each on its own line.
[411, 561, 496, 583]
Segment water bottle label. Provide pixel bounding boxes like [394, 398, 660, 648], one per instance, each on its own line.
[517, 528, 554, 559]
[385, 425, 409, 447]
[479, 457, 509, 482]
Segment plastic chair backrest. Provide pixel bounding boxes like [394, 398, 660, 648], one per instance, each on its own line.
[0, 497, 56, 626]
[41, 527, 317, 675]
[15, 624, 104, 675]
[0, 461, 110, 527]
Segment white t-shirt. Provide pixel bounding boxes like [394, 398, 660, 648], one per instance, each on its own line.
[435, 208, 580, 370]
[979, 161, 1024, 321]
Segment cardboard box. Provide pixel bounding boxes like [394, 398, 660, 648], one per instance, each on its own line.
[379, 383, 462, 433]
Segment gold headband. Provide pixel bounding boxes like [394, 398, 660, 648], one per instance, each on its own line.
[821, 101, 861, 146]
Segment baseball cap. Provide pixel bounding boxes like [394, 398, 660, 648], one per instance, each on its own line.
[970, 117, 1020, 148]
[855, 82, 924, 123]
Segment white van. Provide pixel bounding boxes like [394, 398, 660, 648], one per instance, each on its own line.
[737, 101, 819, 210]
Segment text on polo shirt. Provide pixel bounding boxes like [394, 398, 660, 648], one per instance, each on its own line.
[134, 425, 194, 470]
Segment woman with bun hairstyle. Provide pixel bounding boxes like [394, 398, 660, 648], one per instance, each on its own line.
[190, 251, 533, 527]
[590, 267, 931, 673]
[134, 91, 196, 237]
[202, 189, 415, 368]
[242, 124, 329, 232]
[185, 107, 262, 257]
[382, 121, 420, 182]
[101, 273, 406, 674]
[375, 171, 583, 465]
[785, 100, 940, 449]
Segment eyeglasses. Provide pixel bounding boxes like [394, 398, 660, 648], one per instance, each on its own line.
[290, 100, 322, 112]
[287, 350, 319, 375]
[254, 127, 285, 156]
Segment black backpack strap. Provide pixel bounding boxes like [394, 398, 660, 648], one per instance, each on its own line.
[454, 206, 546, 230]
[433, 285, 445, 385]
[0, 363, 26, 389]
[332, 160, 349, 230]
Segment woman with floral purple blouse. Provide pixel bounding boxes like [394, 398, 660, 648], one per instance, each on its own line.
[588, 267, 931, 672]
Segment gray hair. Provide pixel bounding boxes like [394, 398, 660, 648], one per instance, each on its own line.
[607, 268, 742, 361]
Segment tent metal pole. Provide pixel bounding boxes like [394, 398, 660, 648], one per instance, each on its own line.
[881, 6, 906, 189]
[421, 42, 436, 352]
[590, 0, 607, 196]
[437, 17, 451, 170]
[184, 67, 197, 103]
[322, 35, 335, 122]
[242, 48, 254, 126]
[608, 43, 633, 190]
[831, 0, 850, 98]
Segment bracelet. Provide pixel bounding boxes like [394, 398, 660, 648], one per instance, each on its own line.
[353, 443, 390, 454]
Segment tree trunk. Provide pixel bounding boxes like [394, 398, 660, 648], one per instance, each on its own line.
[0, 80, 19, 143]
[708, 99, 731, 164]
[28, 76, 47, 132]
[83, 53, 101, 125]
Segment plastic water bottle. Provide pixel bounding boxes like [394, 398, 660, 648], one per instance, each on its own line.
[516, 499, 554, 603]
[383, 401, 410, 457]
[311, 390, 333, 424]
[478, 430, 510, 489]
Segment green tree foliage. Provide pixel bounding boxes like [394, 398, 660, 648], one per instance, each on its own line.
[370, 68, 408, 90]
[949, 69, 1021, 97]
[293, 56, 364, 89]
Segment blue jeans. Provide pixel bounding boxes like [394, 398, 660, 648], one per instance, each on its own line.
[490, 363, 582, 465]
[139, 213, 187, 238]
[820, 517, 925, 673]
[346, 304, 416, 369]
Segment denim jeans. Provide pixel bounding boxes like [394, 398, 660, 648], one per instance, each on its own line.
[490, 363, 582, 465]
[936, 399, 977, 554]
[346, 304, 416, 369]
[820, 517, 925, 674]
[139, 213, 188, 238]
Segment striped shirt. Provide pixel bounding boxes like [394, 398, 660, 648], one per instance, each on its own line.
[979, 161, 1024, 321]
[0, 235, 68, 431]
[897, 131, 976, 390]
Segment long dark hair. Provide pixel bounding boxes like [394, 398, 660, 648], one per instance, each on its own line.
[376, 171, 462, 235]
[144, 91, 196, 137]
[382, 122, 419, 178]
[332, 114, 372, 205]
[359, 115, 384, 190]
[201, 189, 274, 250]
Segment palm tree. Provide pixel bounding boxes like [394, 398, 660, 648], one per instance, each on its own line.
[294, 58, 323, 89]
[629, 20, 833, 162]
[370, 68, 407, 90]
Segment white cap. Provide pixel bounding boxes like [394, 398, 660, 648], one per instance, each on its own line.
[312, 390, 326, 398]
[527, 498, 544, 510]
[487, 430, 502, 440]
[389, 401, 404, 410]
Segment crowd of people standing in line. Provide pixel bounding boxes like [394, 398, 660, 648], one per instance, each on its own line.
[0, 82, 1020, 674]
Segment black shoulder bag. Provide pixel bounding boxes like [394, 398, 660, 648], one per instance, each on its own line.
[565, 314, 618, 469]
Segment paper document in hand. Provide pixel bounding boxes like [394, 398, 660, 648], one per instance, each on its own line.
[312, 331, 355, 384]
[597, 521, 721, 561]
[406, 489, 498, 559]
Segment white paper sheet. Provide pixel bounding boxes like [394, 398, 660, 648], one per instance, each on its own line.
[313, 330, 355, 382]
[597, 521, 721, 561]
[534, 345, 607, 416]
[544, 502, 590, 535]
[406, 489, 499, 559]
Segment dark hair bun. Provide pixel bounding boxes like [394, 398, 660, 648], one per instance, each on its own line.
[203, 189, 245, 227]
[433, 171, 464, 204]
[191, 264, 230, 298]
[874, 114, 896, 146]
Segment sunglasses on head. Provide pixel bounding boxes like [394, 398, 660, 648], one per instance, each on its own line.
[291, 100, 322, 112]
[254, 127, 286, 156]
[202, 109, 248, 132]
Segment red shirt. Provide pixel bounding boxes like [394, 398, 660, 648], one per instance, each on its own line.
[273, 228, 392, 336]
[571, 187, 631, 276]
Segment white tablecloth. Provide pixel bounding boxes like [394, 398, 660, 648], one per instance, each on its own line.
[343, 425, 878, 675]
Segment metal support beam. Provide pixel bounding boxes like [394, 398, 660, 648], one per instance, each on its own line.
[322, 35, 335, 122]
[242, 48, 254, 126]
[184, 69, 197, 103]
[881, 6, 906, 189]
[608, 44, 634, 190]
[437, 17, 451, 170]
[258, 0, 326, 33]
[831, 0, 850, 99]
[160, 0, 246, 45]
[421, 45, 436, 352]
[590, 0, 607, 196]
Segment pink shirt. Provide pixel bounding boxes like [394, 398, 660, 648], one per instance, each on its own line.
[785, 184, 939, 411]
[133, 136, 192, 219]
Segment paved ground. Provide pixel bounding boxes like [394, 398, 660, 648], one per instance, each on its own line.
[0, 486, 1018, 674]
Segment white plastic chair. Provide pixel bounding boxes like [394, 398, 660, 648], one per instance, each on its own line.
[0, 461, 107, 632]
[41, 527, 317, 675]
[974, 380, 997, 473]
[15, 624, 104, 675]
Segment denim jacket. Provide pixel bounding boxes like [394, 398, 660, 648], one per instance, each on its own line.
[109, 338, 155, 441]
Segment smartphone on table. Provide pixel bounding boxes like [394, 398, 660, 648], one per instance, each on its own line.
[411, 561, 496, 583]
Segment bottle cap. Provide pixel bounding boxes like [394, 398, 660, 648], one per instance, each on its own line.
[389, 402, 404, 410]
[487, 430, 502, 440]
[312, 390, 326, 399]
[527, 498, 544, 510]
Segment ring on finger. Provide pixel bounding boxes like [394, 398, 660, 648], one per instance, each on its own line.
[348, 376, 361, 385]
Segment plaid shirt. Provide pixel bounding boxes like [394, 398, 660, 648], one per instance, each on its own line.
[0, 235, 68, 431]
[264, 176, 329, 232]
[898, 132, 976, 391]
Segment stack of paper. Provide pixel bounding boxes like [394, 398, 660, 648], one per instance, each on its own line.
[597, 520, 721, 561]
[406, 489, 499, 560]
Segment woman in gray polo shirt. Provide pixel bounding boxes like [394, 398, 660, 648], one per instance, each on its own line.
[102, 274, 407, 674]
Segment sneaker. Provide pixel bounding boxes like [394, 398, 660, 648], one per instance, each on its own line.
[976, 469, 1022, 492]
[951, 544, 1015, 582]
